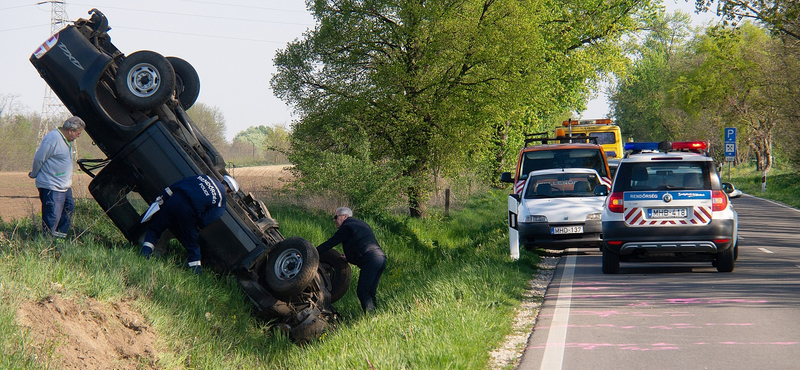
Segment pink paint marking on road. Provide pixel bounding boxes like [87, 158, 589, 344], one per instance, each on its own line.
[566, 294, 632, 299]
[666, 298, 768, 304]
[529, 341, 796, 352]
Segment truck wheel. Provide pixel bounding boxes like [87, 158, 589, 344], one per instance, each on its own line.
[319, 249, 351, 303]
[716, 246, 735, 273]
[602, 246, 619, 274]
[115, 50, 175, 111]
[266, 237, 319, 298]
[166, 56, 200, 110]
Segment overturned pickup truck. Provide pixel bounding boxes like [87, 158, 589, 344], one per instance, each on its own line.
[30, 9, 350, 341]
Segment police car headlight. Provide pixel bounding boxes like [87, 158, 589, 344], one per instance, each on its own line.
[585, 213, 602, 221]
[523, 215, 548, 223]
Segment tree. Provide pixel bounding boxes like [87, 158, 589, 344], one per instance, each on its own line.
[668, 24, 787, 171]
[273, 0, 655, 216]
[610, 11, 693, 141]
[187, 103, 227, 148]
[695, 0, 800, 40]
[232, 124, 291, 164]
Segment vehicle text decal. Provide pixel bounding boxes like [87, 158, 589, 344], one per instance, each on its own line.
[58, 42, 85, 70]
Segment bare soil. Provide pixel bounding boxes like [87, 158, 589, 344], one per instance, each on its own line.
[0, 165, 294, 221]
[5, 166, 292, 368]
[17, 294, 158, 369]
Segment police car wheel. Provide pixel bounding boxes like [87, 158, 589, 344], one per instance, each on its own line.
[266, 237, 320, 298]
[716, 246, 735, 273]
[601, 246, 619, 274]
[115, 50, 176, 111]
[318, 249, 351, 303]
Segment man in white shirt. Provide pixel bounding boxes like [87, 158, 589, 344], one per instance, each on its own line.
[29, 116, 85, 238]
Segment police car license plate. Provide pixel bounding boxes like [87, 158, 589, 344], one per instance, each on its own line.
[551, 226, 583, 234]
[647, 208, 688, 219]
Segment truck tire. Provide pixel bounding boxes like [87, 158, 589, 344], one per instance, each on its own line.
[166, 56, 200, 110]
[319, 249, 351, 303]
[266, 237, 319, 298]
[115, 50, 175, 111]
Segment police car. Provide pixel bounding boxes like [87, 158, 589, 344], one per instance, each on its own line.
[513, 168, 608, 250]
[600, 141, 739, 273]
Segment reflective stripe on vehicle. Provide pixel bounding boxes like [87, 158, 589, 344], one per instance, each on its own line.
[623, 205, 712, 226]
[622, 190, 712, 226]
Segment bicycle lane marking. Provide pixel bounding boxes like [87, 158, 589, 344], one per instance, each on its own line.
[539, 252, 576, 370]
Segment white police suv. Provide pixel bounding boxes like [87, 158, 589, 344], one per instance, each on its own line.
[600, 141, 739, 274]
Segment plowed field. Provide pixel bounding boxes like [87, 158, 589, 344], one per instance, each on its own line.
[0, 165, 293, 221]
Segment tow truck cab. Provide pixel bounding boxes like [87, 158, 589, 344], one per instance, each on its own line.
[500, 132, 612, 194]
[560, 118, 623, 159]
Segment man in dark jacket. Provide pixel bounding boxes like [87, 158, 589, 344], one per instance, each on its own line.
[140, 174, 239, 275]
[317, 207, 386, 312]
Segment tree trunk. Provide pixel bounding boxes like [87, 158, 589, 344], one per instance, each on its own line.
[408, 183, 428, 218]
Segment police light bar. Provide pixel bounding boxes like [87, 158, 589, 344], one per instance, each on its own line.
[624, 142, 659, 151]
[624, 141, 707, 152]
[672, 141, 707, 150]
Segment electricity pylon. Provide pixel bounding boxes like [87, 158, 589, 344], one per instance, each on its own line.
[37, 0, 70, 141]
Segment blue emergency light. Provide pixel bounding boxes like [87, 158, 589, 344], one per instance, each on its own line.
[625, 141, 707, 152]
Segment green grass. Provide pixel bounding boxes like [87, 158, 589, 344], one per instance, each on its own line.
[724, 163, 800, 208]
[0, 190, 539, 369]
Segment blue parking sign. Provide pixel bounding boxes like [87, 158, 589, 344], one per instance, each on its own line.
[724, 127, 736, 161]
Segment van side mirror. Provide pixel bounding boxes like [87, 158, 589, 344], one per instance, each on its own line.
[594, 185, 609, 196]
[500, 172, 514, 183]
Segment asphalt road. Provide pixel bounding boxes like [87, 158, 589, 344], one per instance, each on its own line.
[518, 194, 800, 370]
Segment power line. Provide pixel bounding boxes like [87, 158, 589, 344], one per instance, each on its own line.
[0, 24, 49, 33]
[176, 0, 310, 14]
[69, 2, 314, 27]
[112, 25, 295, 44]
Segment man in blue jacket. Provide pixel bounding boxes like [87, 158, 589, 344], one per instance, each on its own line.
[29, 116, 85, 238]
[140, 174, 239, 275]
[317, 207, 386, 313]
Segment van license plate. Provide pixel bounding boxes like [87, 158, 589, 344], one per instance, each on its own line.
[552, 226, 583, 234]
[648, 208, 688, 219]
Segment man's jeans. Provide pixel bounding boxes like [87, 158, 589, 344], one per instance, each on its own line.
[38, 188, 74, 238]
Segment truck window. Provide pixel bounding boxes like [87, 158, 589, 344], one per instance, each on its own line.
[520, 149, 608, 179]
[588, 132, 616, 145]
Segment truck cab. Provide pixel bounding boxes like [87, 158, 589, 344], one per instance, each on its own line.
[500, 132, 612, 194]
[561, 118, 623, 159]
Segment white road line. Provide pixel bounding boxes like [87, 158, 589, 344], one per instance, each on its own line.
[540, 251, 576, 370]
[758, 247, 774, 254]
[743, 194, 800, 214]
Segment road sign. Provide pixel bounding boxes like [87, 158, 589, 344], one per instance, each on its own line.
[724, 127, 736, 162]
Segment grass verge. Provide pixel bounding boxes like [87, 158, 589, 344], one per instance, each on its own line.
[725, 163, 800, 208]
[0, 190, 539, 369]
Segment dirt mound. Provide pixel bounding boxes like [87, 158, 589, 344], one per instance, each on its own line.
[16, 294, 158, 369]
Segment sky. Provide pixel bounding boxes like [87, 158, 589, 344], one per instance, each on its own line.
[1, 0, 719, 140]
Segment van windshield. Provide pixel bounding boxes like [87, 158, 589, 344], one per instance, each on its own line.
[519, 149, 608, 179]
